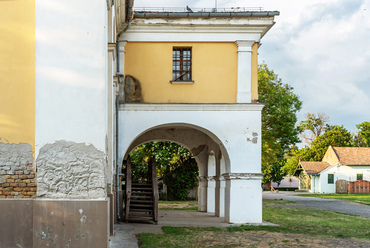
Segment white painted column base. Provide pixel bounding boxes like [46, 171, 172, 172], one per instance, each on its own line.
[215, 176, 225, 217]
[207, 177, 216, 213]
[224, 173, 264, 224]
[198, 176, 207, 212]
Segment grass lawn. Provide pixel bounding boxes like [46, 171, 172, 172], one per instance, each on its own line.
[138, 200, 370, 247]
[297, 193, 370, 206]
[159, 200, 198, 210]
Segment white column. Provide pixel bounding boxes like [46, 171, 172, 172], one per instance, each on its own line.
[118, 40, 127, 75]
[224, 173, 264, 224]
[207, 151, 216, 213]
[198, 176, 208, 212]
[215, 175, 225, 217]
[235, 40, 254, 103]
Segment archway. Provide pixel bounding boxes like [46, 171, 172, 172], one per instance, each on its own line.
[119, 123, 230, 222]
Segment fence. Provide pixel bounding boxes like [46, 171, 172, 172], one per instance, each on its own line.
[348, 180, 370, 193]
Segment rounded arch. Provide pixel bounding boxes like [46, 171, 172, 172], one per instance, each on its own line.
[121, 122, 230, 174]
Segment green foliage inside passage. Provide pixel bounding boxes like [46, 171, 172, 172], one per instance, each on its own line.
[297, 194, 370, 206]
[258, 63, 302, 184]
[138, 206, 370, 247]
[130, 141, 198, 200]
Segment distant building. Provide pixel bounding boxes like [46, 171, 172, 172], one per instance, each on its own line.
[295, 146, 370, 193]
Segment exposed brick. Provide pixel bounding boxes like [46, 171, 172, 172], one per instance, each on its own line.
[4, 187, 12, 191]
[0, 196, 5, 198]
[15, 171, 23, 175]
[15, 179, 20, 183]
[0, 191, 2, 195]
[19, 183, 26, 187]
[10, 175, 18, 179]
[10, 183, 18, 187]
[7, 196, 14, 198]
[22, 188, 31, 192]
[27, 192, 36, 196]
[13, 188, 22, 192]
[7, 179, 15, 183]
[27, 183, 36, 187]
[1, 183, 9, 187]
[30, 187, 37, 192]
[23, 196, 30, 198]
[23, 171, 30, 175]
[19, 175, 28, 179]
[31, 171, 36, 175]
[27, 175, 35, 179]
[3, 175, 10, 179]
[3, 192, 11, 196]
[11, 192, 19, 196]
[23, 180, 30, 184]
[30, 179, 35, 183]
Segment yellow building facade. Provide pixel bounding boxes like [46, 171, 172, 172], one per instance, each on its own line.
[124, 42, 259, 103]
[0, 0, 35, 151]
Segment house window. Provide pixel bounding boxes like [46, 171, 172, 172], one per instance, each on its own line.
[172, 47, 192, 82]
[328, 174, 334, 184]
[357, 174, 363, 180]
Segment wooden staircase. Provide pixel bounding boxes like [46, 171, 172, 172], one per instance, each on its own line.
[124, 156, 158, 224]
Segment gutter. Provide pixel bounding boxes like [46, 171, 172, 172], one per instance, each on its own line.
[134, 11, 280, 18]
[115, 0, 134, 222]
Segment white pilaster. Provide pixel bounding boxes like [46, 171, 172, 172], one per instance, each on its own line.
[198, 176, 208, 212]
[215, 175, 225, 217]
[235, 40, 254, 103]
[118, 40, 127, 75]
[224, 173, 264, 224]
[207, 176, 216, 213]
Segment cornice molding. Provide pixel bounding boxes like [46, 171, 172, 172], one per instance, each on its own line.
[119, 103, 265, 112]
[222, 173, 264, 180]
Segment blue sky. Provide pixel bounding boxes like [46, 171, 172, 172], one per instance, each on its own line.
[134, 0, 370, 134]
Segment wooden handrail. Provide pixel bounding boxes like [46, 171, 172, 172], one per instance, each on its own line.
[150, 157, 159, 224]
[125, 156, 132, 223]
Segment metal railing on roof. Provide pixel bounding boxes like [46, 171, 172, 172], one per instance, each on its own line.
[133, 7, 264, 13]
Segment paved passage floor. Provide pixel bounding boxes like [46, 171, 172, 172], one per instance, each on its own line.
[110, 192, 370, 247]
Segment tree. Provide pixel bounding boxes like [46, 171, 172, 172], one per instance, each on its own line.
[129, 141, 199, 200]
[354, 121, 370, 147]
[258, 63, 302, 184]
[283, 125, 353, 174]
[298, 113, 330, 145]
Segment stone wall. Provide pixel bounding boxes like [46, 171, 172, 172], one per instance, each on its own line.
[36, 141, 106, 199]
[0, 143, 36, 198]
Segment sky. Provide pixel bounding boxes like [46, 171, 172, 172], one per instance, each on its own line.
[134, 0, 370, 133]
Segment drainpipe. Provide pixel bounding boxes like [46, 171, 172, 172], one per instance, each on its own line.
[115, 0, 133, 222]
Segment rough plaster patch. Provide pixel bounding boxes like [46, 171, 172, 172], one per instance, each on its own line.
[0, 143, 34, 171]
[36, 141, 106, 199]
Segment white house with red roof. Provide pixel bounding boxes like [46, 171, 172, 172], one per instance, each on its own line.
[295, 146, 370, 193]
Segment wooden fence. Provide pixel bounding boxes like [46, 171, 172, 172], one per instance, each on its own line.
[348, 180, 370, 194]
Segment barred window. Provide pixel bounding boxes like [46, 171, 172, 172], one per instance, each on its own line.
[328, 174, 334, 184]
[172, 48, 192, 81]
[357, 174, 363, 180]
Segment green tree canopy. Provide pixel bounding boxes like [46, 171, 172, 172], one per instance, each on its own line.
[129, 141, 198, 200]
[258, 63, 302, 184]
[298, 113, 330, 145]
[354, 121, 370, 147]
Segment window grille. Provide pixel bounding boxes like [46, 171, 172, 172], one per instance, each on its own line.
[357, 174, 363, 180]
[172, 48, 192, 81]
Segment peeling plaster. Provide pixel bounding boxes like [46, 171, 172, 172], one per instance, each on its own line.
[36, 141, 106, 199]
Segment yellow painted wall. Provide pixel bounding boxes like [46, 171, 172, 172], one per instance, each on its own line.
[0, 0, 35, 151]
[251, 42, 259, 100]
[125, 42, 239, 103]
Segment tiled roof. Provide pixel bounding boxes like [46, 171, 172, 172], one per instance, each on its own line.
[300, 161, 332, 175]
[332, 147, 370, 165]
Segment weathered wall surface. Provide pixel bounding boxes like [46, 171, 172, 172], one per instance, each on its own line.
[0, 199, 33, 248]
[37, 141, 106, 199]
[0, 143, 36, 198]
[33, 199, 109, 248]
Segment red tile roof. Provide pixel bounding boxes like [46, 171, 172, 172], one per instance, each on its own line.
[332, 147, 370, 165]
[299, 161, 332, 175]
